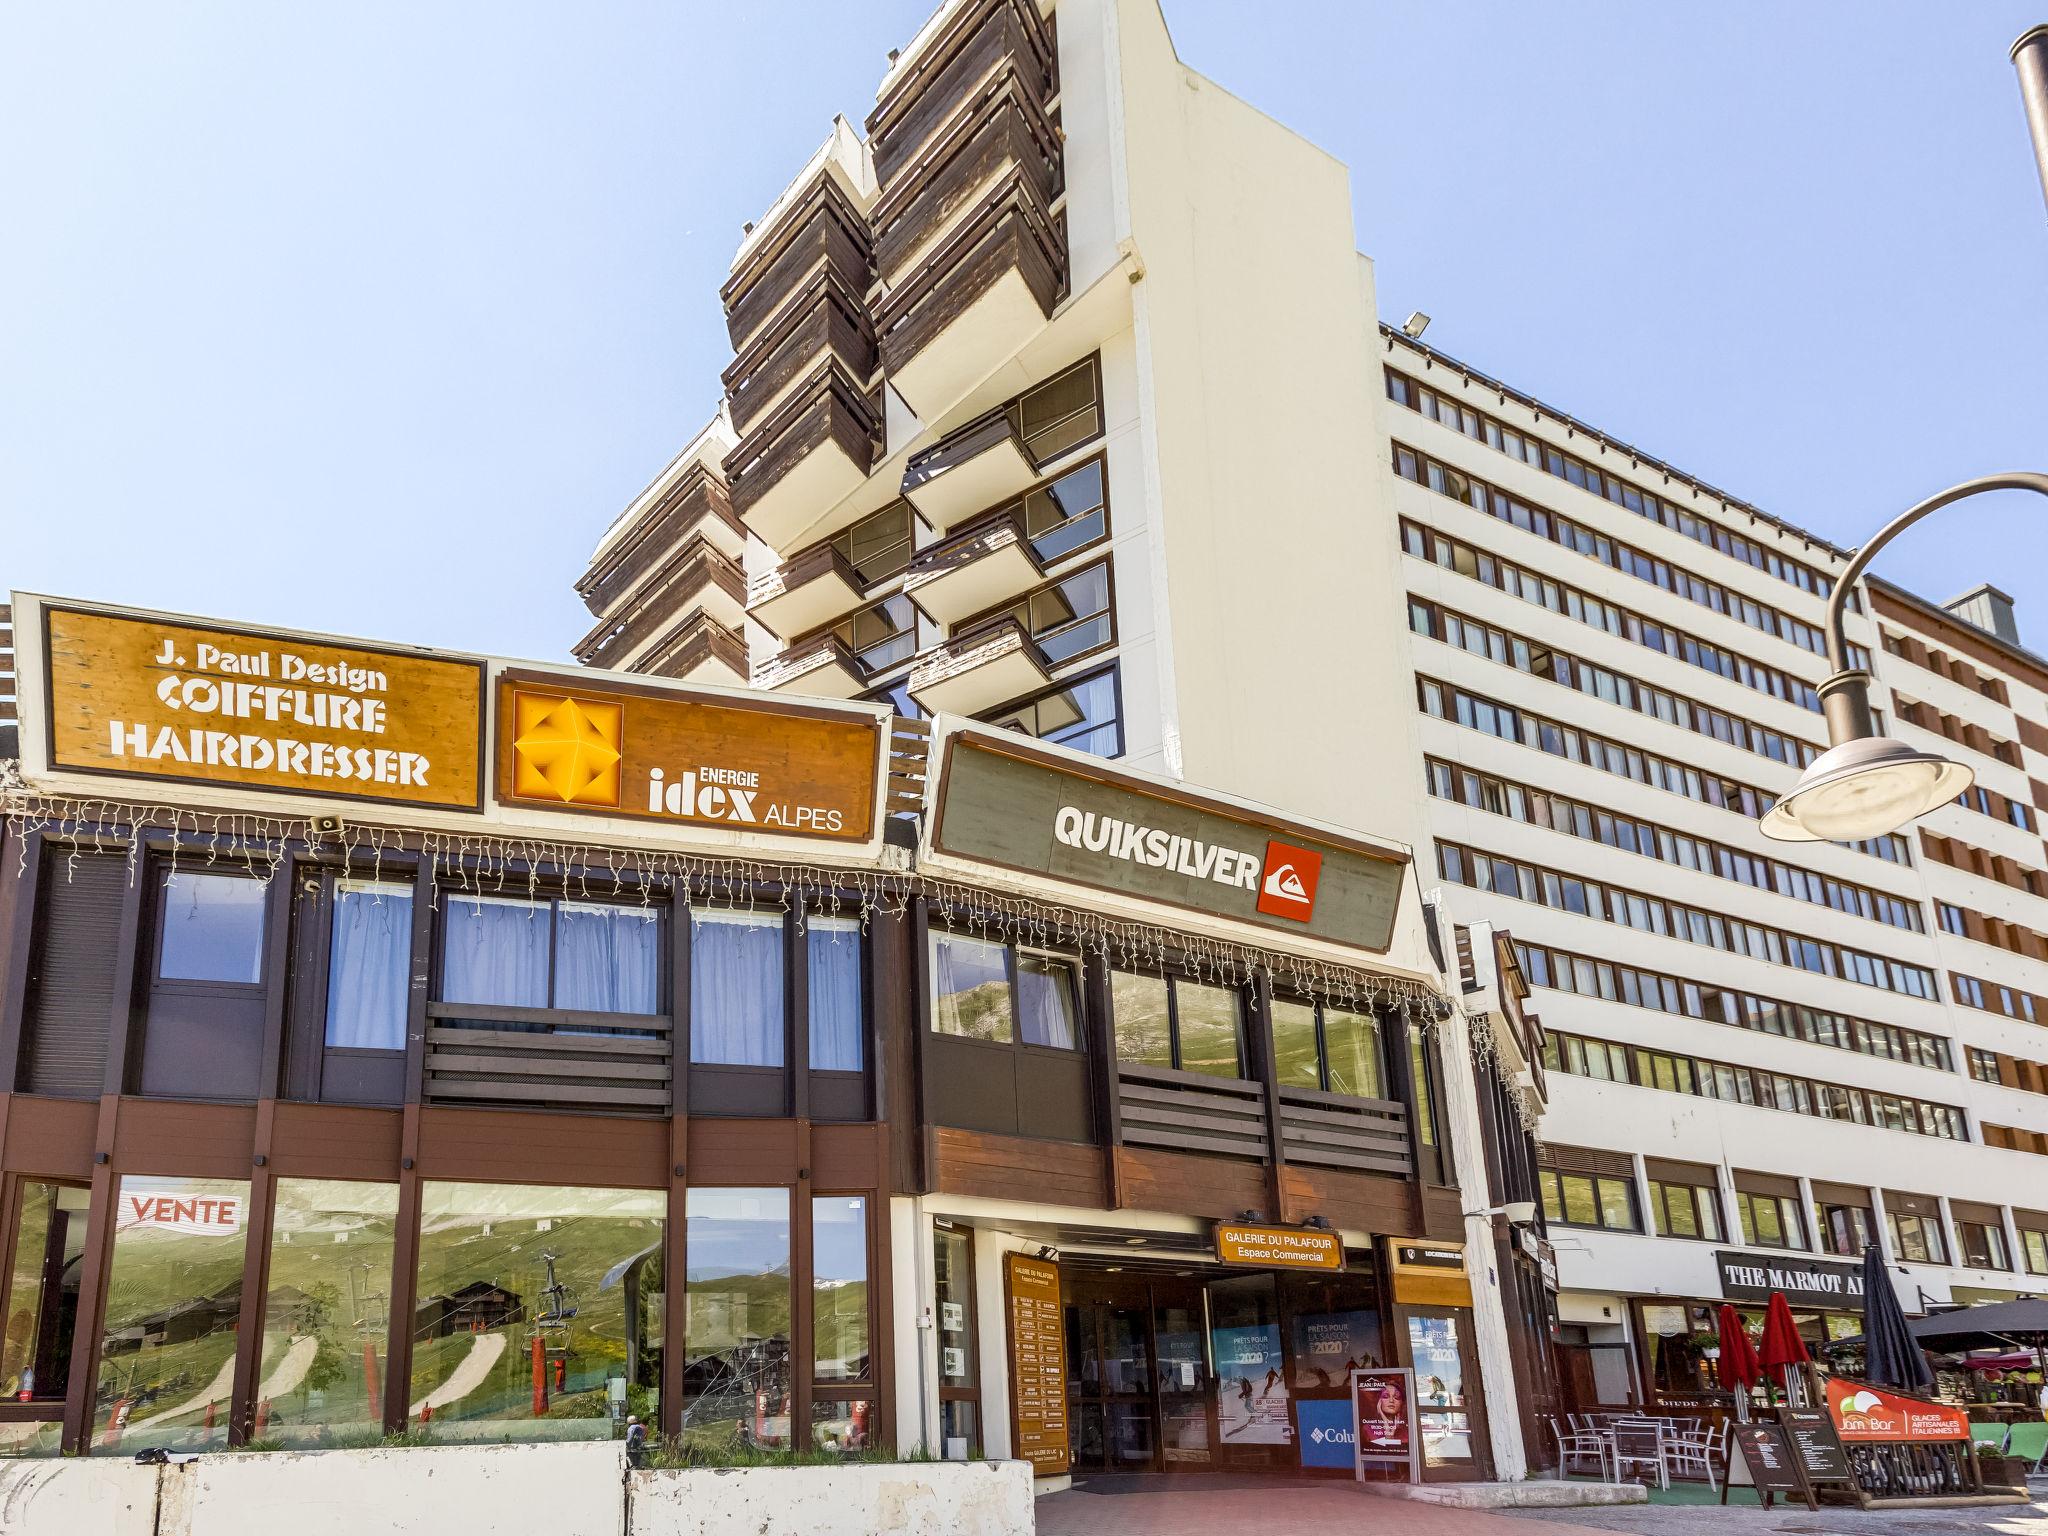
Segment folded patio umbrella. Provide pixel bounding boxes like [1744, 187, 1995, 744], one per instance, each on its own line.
[1717, 1303, 1761, 1417]
[1758, 1292, 1810, 1390]
[1860, 1244, 1934, 1393]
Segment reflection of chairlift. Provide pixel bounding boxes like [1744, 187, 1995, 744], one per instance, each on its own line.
[536, 1250, 578, 1330]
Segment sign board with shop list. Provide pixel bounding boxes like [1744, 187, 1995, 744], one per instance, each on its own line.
[1004, 1253, 1069, 1476]
[38, 603, 485, 811]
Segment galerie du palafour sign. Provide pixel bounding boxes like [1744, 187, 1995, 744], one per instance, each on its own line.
[36, 601, 485, 811]
[928, 727, 1408, 954]
[1714, 1250, 1866, 1310]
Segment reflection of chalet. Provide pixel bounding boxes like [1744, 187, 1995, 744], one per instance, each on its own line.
[415, 1281, 523, 1338]
[102, 1286, 243, 1355]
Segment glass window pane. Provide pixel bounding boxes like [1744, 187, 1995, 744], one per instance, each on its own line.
[690, 910, 785, 1067]
[260, 1179, 398, 1445]
[1323, 1009, 1383, 1099]
[1174, 983, 1242, 1078]
[326, 881, 412, 1050]
[2, 1181, 87, 1407]
[95, 1175, 251, 1452]
[1111, 971, 1172, 1068]
[812, 1396, 876, 1452]
[1016, 954, 1079, 1049]
[159, 872, 266, 984]
[929, 933, 1013, 1043]
[413, 1182, 663, 1440]
[1599, 1180, 1636, 1231]
[683, 1188, 791, 1451]
[1409, 1034, 1439, 1146]
[440, 895, 550, 1009]
[934, 1226, 973, 1388]
[807, 917, 864, 1073]
[555, 902, 661, 1015]
[1269, 1000, 1321, 1089]
[1562, 1176, 1598, 1227]
[812, 1197, 869, 1383]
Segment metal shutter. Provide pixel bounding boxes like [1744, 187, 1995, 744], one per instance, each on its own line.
[22, 851, 124, 1097]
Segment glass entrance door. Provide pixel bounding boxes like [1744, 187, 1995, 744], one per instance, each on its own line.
[1066, 1289, 1156, 1472]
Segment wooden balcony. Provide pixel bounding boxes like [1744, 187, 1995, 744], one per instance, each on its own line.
[872, 66, 1062, 288]
[873, 175, 1065, 420]
[1277, 1086, 1410, 1176]
[577, 461, 745, 620]
[722, 172, 873, 355]
[635, 610, 750, 685]
[747, 541, 870, 642]
[423, 1003, 672, 1112]
[724, 361, 883, 552]
[901, 512, 1045, 629]
[572, 536, 748, 670]
[868, 0, 1055, 189]
[1116, 1065, 1269, 1161]
[753, 631, 871, 700]
[899, 410, 1039, 532]
[906, 612, 1053, 716]
[722, 269, 877, 438]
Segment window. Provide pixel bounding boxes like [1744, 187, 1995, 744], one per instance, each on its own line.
[1649, 1180, 1723, 1241]
[1269, 998, 1384, 1098]
[1539, 1168, 1640, 1232]
[260, 1179, 397, 1445]
[1112, 971, 1241, 1078]
[1887, 1209, 1949, 1265]
[1957, 1220, 2011, 1271]
[929, 932, 1079, 1050]
[1737, 1190, 1805, 1250]
[984, 664, 1122, 759]
[933, 1223, 978, 1458]
[684, 1188, 790, 1449]
[832, 501, 915, 585]
[413, 1182, 663, 1439]
[2021, 1227, 2048, 1276]
[1968, 1047, 2002, 1085]
[1013, 355, 1102, 464]
[158, 871, 266, 983]
[1022, 457, 1107, 562]
[980, 561, 1112, 666]
[94, 1175, 252, 1452]
[1, 1180, 88, 1410]
[325, 879, 412, 1051]
[831, 594, 925, 674]
[441, 893, 660, 1016]
[807, 916, 864, 1073]
[813, 1196, 871, 1387]
[1818, 1201, 1875, 1257]
[1938, 903, 1967, 936]
[690, 909, 783, 1066]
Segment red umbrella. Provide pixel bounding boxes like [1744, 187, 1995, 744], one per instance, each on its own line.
[1758, 1293, 1811, 1388]
[1716, 1303, 1761, 1391]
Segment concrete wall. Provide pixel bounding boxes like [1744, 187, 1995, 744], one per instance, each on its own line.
[630, 1460, 1031, 1536]
[0, 1456, 159, 1536]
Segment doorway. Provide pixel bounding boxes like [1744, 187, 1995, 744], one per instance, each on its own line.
[1064, 1268, 1215, 1474]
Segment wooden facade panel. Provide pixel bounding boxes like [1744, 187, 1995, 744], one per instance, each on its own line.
[1280, 1164, 1431, 1240]
[2, 1093, 96, 1178]
[268, 1102, 403, 1180]
[688, 1117, 801, 1182]
[1115, 1146, 1262, 1221]
[112, 1099, 259, 1177]
[937, 1127, 1105, 1207]
[415, 1106, 667, 1187]
[809, 1123, 881, 1188]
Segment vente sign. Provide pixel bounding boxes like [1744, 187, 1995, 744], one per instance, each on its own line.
[119, 1192, 245, 1237]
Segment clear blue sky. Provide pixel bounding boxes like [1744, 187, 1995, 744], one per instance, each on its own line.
[4, 3, 2045, 662]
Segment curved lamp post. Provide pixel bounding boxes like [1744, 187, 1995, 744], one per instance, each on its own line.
[1759, 474, 2048, 843]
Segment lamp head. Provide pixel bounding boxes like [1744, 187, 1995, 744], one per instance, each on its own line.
[1760, 735, 1973, 843]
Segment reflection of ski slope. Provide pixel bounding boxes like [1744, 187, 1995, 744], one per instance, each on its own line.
[131, 1353, 237, 1429]
[257, 1336, 318, 1401]
[410, 1332, 507, 1415]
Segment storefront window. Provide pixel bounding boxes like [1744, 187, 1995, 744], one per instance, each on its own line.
[2, 1180, 87, 1409]
[807, 916, 863, 1072]
[441, 894, 661, 1017]
[1208, 1274, 1289, 1450]
[159, 872, 267, 983]
[259, 1179, 397, 1445]
[325, 880, 412, 1050]
[1111, 971, 1244, 1078]
[413, 1182, 663, 1441]
[813, 1196, 869, 1382]
[1406, 1313, 1474, 1466]
[1270, 999, 1383, 1098]
[933, 1223, 977, 1458]
[682, 1188, 790, 1450]
[690, 910, 784, 1066]
[94, 1175, 251, 1452]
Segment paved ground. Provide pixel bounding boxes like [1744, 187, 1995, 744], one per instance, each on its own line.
[1037, 1477, 2048, 1536]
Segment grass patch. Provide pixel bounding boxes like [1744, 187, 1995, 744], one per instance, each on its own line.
[642, 1436, 973, 1471]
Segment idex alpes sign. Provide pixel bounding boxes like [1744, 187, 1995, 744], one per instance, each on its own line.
[932, 734, 1407, 955]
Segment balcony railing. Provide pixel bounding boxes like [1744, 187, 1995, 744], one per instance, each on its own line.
[1277, 1085, 1411, 1176]
[576, 463, 744, 620]
[572, 537, 747, 669]
[1116, 1064, 1269, 1161]
[900, 512, 1046, 629]
[424, 1002, 673, 1112]
[753, 631, 871, 700]
[868, 0, 1056, 189]
[747, 541, 871, 642]
[899, 411, 1039, 532]
[632, 609, 750, 684]
[721, 174, 873, 355]
[723, 361, 883, 551]
[722, 269, 877, 438]
[906, 612, 1053, 716]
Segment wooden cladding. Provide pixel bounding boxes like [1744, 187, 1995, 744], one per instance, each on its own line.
[635, 610, 749, 683]
[1117, 1063, 1268, 1161]
[1540, 1143, 1633, 1179]
[1811, 1180, 1873, 1208]
[722, 270, 878, 438]
[571, 535, 746, 668]
[723, 361, 883, 524]
[1734, 1169, 1801, 1200]
[1643, 1156, 1718, 1186]
[1277, 1085, 1409, 1176]
[422, 1003, 673, 1112]
[577, 463, 741, 620]
[868, 0, 1055, 187]
[1884, 1189, 1941, 1220]
[722, 176, 873, 355]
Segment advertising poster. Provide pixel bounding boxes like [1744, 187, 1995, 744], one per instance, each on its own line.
[1405, 1314, 1473, 1465]
[1291, 1309, 1383, 1389]
[1351, 1366, 1416, 1479]
[1826, 1382, 1971, 1443]
[1212, 1323, 1292, 1445]
[1296, 1397, 1355, 1470]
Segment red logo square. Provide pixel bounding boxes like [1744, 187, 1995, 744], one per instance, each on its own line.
[1255, 840, 1322, 921]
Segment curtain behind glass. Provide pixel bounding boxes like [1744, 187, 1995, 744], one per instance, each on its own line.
[808, 917, 863, 1072]
[440, 896, 550, 1008]
[556, 902, 661, 1015]
[325, 882, 412, 1049]
[1016, 954, 1078, 1049]
[691, 910, 784, 1066]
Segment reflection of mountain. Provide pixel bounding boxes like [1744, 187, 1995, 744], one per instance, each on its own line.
[939, 979, 1010, 1033]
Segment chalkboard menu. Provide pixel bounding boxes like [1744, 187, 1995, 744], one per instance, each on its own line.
[1004, 1253, 1070, 1476]
[1730, 1421, 1811, 1506]
[1781, 1407, 1853, 1482]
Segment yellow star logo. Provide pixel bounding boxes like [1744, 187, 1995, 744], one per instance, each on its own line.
[511, 692, 623, 806]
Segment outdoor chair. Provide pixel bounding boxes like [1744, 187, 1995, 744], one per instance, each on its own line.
[2005, 1420, 2048, 1475]
[1609, 1421, 1670, 1490]
[1662, 1420, 1726, 1493]
[1550, 1416, 1615, 1481]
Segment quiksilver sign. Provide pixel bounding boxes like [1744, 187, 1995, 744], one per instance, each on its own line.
[932, 733, 1405, 954]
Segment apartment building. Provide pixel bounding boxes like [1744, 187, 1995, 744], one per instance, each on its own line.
[572, 0, 2048, 1460]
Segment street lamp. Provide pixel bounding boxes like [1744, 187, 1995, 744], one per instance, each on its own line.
[1759, 473, 2048, 843]
[2015, 26, 2048, 219]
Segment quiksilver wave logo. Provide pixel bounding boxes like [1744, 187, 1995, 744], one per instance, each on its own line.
[1256, 841, 1322, 922]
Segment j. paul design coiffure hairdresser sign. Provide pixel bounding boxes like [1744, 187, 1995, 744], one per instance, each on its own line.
[928, 727, 1408, 954]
